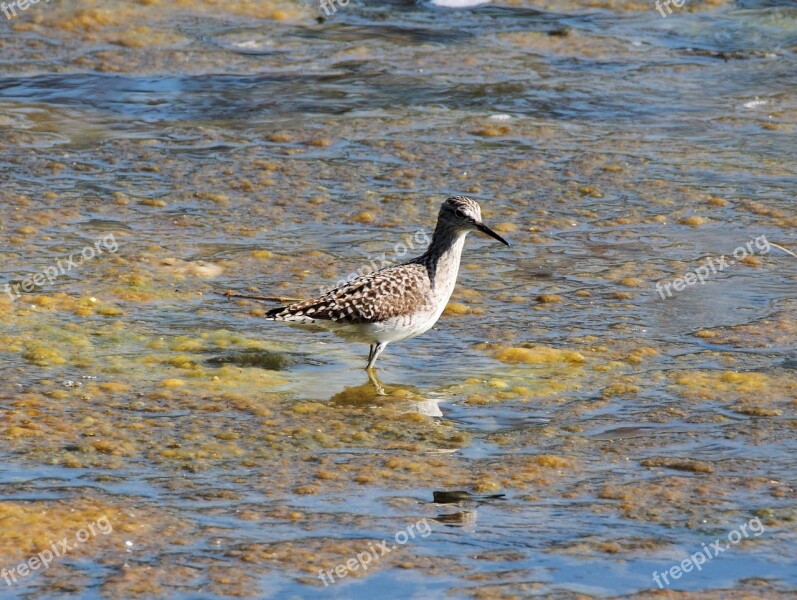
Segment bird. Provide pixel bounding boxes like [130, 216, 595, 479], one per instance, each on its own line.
[266, 196, 510, 372]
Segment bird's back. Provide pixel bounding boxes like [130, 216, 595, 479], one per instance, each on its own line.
[267, 261, 434, 326]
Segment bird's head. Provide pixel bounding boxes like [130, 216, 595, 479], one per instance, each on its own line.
[439, 196, 510, 246]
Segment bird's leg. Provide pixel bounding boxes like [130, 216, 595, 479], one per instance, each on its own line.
[365, 342, 387, 371]
[366, 369, 387, 396]
[367, 344, 375, 366]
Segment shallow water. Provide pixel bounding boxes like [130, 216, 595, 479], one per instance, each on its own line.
[1, 0, 796, 598]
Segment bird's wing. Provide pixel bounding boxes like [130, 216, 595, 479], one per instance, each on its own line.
[267, 263, 430, 324]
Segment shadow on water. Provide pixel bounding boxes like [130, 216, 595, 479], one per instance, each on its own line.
[206, 348, 327, 370]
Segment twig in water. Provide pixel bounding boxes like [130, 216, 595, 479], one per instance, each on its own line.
[215, 289, 301, 303]
[770, 242, 797, 259]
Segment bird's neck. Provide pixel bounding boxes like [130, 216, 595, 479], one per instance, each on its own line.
[419, 224, 467, 290]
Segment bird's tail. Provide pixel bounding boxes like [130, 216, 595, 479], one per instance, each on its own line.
[266, 305, 288, 319]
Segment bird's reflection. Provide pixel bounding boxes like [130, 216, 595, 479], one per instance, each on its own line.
[435, 509, 478, 532]
[432, 491, 507, 532]
[327, 371, 445, 417]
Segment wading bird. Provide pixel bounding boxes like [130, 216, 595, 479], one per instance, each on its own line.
[267, 196, 510, 372]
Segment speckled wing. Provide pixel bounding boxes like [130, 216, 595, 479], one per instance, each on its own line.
[266, 263, 431, 325]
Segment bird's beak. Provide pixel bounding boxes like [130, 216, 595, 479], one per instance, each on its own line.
[476, 222, 511, 246]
